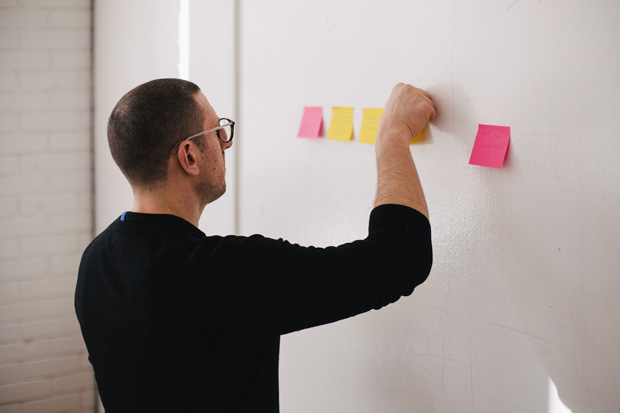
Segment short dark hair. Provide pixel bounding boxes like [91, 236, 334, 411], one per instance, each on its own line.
[107, 78, 204, 186]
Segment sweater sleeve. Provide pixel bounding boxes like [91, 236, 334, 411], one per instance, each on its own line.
[215, 204, 432, 335]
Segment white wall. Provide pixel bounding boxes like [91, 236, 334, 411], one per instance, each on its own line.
[238, 1, 620, 412]
[0, 0, 94, 411]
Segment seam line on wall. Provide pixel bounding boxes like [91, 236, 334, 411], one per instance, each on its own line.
[233, 0, 241, 235]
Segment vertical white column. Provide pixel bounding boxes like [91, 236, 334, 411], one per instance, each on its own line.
[178, 0, 190, 80]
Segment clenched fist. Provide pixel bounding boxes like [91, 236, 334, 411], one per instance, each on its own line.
[377, 83, 436, 147]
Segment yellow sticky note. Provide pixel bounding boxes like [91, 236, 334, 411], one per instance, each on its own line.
[410, 129, 425, 144]
[327, 107, 354, 141]
[359, 108, 384, 144]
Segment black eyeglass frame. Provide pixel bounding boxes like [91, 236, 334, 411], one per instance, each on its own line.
[171, 117, 235, 154]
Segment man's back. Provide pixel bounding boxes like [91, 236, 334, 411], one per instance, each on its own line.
[75, 206, 431, 412]
[75, 212, 281, 411]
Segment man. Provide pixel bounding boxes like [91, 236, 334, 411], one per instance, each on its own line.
[75, 78, 436, 412]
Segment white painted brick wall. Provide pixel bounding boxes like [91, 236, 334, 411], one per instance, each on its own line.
[0, 0, 94, 411]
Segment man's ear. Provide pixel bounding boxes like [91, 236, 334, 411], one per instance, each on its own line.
[176, 142, 201, 176]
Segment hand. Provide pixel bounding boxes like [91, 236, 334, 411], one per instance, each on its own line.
[377, 83, 436, 146]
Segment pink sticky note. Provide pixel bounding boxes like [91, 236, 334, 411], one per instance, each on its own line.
[469, 124, 511, 168]
[297, 106, 323, 138]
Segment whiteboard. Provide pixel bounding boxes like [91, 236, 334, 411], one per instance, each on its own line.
[237, 0, 620, 411]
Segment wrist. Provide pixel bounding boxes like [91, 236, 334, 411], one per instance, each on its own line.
[377, 123, 414, 147]
[376, 134, 411, 155]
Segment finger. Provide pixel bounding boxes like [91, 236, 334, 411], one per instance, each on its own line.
[417, 89, 432, 99]
[393, 82, 406, 94]
[429, 105, 437, 121]
[417, 96, 435, 118]
[422, 96, 436, 120]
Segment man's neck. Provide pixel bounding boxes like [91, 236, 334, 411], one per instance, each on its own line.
[131, 184, 203, 227]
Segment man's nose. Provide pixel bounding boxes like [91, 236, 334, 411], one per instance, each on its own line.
[221, 139, 233, 151]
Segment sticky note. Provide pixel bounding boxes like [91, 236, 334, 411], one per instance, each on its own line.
[359, 108, 384, 144]
[297, 106, 323, 138]
[409, 129, 425, 144]
[469, 124, 510, 168]
[327, 107, 354, 142]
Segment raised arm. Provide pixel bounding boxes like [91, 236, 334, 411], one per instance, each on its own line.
[374, 83, 436, 218]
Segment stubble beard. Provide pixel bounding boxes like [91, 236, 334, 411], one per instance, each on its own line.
[196, 173, 226, 206]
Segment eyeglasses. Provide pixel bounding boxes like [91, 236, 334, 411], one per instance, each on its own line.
[171, 117, 235, 154]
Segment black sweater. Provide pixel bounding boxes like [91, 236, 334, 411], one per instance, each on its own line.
[75, 204, 432, 412]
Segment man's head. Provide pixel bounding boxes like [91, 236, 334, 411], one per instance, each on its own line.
[107, 79, 233, 209]
[107, 78, 204, 187]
